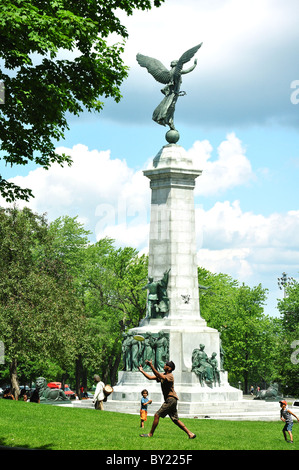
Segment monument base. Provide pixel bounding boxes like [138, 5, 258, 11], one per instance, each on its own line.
[106, 318, 243, 418]
[101, 369, 281, 420]
[111, 371, 241, 404]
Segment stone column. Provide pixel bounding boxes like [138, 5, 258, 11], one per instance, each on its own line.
[105, 142, 243, 410]
[143, 143, 206, 326]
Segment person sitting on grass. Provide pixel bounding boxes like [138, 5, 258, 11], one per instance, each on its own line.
[138, 359, 196, 439]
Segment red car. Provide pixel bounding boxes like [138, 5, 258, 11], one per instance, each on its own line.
[47, 382, 76, 399]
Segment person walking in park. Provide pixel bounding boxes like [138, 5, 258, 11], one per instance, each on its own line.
[138, 359, 196, 439]
[280, 400, 299, 443]
[93, 374, 105, 410]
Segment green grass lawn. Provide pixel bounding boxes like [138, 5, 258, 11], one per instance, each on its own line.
[0, 399, 297, 451]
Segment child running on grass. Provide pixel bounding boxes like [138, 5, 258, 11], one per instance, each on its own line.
[280, 400, 299, 443]
[140, 389, 152, 428]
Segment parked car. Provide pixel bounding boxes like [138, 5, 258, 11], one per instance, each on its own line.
[47, 382, 76, 399]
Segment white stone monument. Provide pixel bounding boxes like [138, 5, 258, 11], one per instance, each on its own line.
[105, 142, 242, 417]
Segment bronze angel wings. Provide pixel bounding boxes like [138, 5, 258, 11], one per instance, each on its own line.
[136, 43, 202, 85]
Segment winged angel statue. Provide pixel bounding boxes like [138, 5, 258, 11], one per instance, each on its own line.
[136, 43, 202, 132]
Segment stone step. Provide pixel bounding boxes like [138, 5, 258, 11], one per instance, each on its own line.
[66, 398, 286, 421]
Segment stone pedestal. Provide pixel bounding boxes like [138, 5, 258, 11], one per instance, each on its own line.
[144, 144, 203, 326]
[107, 143, 242, 415]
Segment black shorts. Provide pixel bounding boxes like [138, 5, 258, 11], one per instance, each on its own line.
[156, 397, 179, 421]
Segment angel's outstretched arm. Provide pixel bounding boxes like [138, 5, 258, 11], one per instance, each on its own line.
[182, 59, 198, 75]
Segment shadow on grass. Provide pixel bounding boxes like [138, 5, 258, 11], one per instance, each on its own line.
[0, 437, 53, 450]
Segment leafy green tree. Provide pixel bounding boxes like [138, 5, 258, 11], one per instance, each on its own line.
[83, 238, 148, 384]
[276, 281, 299, 395]
[0, 0, 164, 202]
[0, 207, 86, 398]
[198, 267, 239, 331]
[38, 214, 96, 394]
[44, 219, 148, 387]
[48, 215, 91, 292]
[277, 281, 299, 334]
[198, 267, 278, 392]
[225, 284, 279, 392]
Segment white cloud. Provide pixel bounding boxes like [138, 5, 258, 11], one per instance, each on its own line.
[121, 0, 296, 67]
[2, 137, 299, 314]
[190, 133, 254, 195]
[1, 144, 151, 245]
[196, 199, 299, 287]
[98, 221, 149, 249]
[102, 0, 299, 128]
[197, 247, 253, 280]
[3, 137, 298, 256]
[2, 134, 254, 244]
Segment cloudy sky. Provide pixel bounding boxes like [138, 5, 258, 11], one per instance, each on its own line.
[2, 0, 299, 317]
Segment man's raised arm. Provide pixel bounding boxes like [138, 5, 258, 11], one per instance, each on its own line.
[144, 360, 165, 381]
[138, 364, 157, 380]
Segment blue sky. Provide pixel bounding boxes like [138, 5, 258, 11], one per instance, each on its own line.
[1, 0, 299, 317]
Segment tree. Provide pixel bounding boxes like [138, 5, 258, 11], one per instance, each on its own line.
[47, 215, 95, 394]
[225, 283, 273, 392]
[0, 0, 164, 202]
[45, 218, 148, 387]
[198, 266, 239, 331]
[48, 215, 91, 291]
[198, 267, 277, 392]
[40, 217, 148, 389]
[0, 207, 86, 398]
[83, 238, 148, 384]
[277, 281, 299, 334]
[276, 281, 299, 395]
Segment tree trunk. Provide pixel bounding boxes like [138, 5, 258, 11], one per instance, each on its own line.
[75, 356, 83, 398]
[244, 354, 249, 394]
[61, 373, 66, 390]
[110, 354, 121, 386]
[10, 358, 20, 400]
